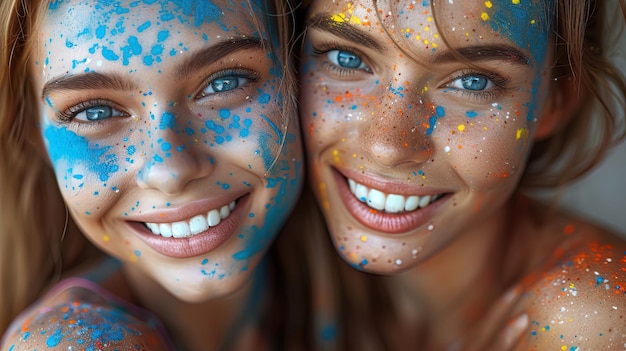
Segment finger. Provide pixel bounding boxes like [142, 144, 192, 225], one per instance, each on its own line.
[489, 313, 529, 351]
[463, 285, 524, 351]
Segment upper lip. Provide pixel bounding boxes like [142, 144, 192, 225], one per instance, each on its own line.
[125, 191, 248, 223]
[335, 167, 454, 196]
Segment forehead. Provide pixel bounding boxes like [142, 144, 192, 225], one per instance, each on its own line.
[37, 0, 272, 75]
[44, 0, 266, 29]
[308, 0, 551, 60]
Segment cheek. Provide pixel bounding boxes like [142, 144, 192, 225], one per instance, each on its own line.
[43, 124, 123, 192]
[436, 104, 535, 188]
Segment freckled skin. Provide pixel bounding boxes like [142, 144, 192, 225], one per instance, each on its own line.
[4, 283, 169, 351]
[300, 0, 626, 348]
[33, 0, 302, 302]
[511, 220, 626, 351]
[2, 0, 303, 349]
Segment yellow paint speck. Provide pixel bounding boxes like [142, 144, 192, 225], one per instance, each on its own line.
[512, 0, 520, 4]
[331, 13, 345, 23]
[481, 12, 490, 21]
[360, 235, 367, 242]
[485, 1, 493, 8]
[103, 235, 109, 242]
[457, 124, 466, 132]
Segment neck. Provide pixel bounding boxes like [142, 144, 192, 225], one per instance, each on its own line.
[390, 201, 517, 345]
[121, 262, 268, 351]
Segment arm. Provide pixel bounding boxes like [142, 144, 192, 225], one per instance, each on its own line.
[1, 278, 174, 351]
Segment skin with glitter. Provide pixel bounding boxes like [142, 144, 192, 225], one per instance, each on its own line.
[1, 0, 302, 349]
[300, 0, 626, 349]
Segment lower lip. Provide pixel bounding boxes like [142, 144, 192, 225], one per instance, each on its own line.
[333, 170, 449, 234]
[130, 195, 250, 258]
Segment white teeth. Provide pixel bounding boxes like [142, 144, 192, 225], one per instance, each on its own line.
[405, 196, 419, 211]
[189, 215, 208, 235]
[347, 178, 442, 213]
[348, 179, 357, 194]
[172, 222, 190, 238]
[147, 223, 160, 235]
[355, 183, 368, 202]
[219, 205, 230, 219]
[207, 209, 221, 227]
[159, 223, 172, 238]
[367, 189, 386, 211]
[418, 195, 431, 209]
[385, 194, 405, 213]
[145, 201, 236, 238]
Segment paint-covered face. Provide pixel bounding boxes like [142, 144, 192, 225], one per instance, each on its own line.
[300, 0, 553, 273]
[33, 0, 303, 302]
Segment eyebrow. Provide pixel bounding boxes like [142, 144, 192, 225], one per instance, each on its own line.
[42, 72, 138, 98]
[41, 37, 267, 99]
[175, 37, 267, 80]
[306, 13, 384, 52]
[306, 12, 530, 66]
[432, 45, 530, 66]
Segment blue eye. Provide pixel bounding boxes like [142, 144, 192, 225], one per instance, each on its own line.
[204, 76, 249, 94]
[327, 50, 370, 71]
[73, 105, 126, 122]
[448, 75, 494, 91]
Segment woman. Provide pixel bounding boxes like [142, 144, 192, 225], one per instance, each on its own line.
[299, 0, 626, 349]
[0, 0, 328, 349]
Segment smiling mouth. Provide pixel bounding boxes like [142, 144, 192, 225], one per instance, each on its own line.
[144, 201, 236, 238]
[347, 178, 444, 213]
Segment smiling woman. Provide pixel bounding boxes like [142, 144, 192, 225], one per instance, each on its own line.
[299, 0, 626, 349]
[0, 0, 330, 350]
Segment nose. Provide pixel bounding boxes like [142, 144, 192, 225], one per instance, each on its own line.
[137, 112, 214, 195]
[360, 87, 434, 167]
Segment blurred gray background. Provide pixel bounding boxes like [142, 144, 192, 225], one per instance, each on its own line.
[560, 6, 625, 238]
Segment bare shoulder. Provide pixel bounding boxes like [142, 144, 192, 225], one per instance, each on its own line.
[1, 279, 172, 351]
[513, 219, 626, 351]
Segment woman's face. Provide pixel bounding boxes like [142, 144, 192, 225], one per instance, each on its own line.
[32, 0, 303, 302]
[300, 0, 553, 273]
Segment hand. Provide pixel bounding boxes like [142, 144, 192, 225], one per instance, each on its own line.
[453, 286, 529, 351]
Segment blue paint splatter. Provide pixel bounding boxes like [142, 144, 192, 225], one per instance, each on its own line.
[44, 125, 119, 182]
[46, 328, 63, 347]
[101, 47, 119, 61]
[426, 106, 445, 135]
[159, 112, 176, 130]
[167, 0, 225, 27]
[465, 110, 478, 118]
[137, 21, 151, 32]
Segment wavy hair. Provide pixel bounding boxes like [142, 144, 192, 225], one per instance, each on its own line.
[0, 0, 304, 339]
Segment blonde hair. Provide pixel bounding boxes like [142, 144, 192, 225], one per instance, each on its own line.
[521, 0, 626, 188]
[0, 0, 69, 332]
[0, 0, 302, 336]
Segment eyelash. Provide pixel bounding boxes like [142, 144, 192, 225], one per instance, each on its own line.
[311, 42, 373, 79]
[57, 99, 129, 123]
[311, 42, 513, 102]
[443, 70, 511, 102]
[196, 68, 260, 101]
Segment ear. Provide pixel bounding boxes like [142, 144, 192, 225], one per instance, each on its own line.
[534, 76, 583, 141]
